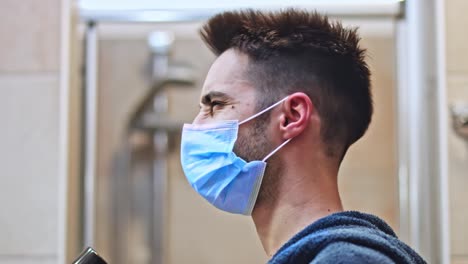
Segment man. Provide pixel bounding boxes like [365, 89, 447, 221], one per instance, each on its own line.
[180, 9, 425, 263]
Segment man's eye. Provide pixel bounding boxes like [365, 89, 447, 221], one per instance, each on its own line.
[208, 101, 225, 116]
[211, 101, 222, 107]
[210, 101, 225, 110]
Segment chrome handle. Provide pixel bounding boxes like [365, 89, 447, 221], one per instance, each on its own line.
[83, 22, 99, 248]
[451, 102, 468, 140]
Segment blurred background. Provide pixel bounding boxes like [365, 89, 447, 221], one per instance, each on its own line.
[0, 0, 467, 264]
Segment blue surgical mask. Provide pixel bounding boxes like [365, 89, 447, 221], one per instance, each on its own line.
[180, 96, 291, 215]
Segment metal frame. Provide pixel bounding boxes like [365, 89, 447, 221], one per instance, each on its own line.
[83, 21, 98, 249]
[396, 0, 450, 263]
[395, 18, 410, 246]
[79, 0, 450, 263]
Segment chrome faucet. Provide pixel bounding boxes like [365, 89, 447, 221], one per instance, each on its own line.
[128, 31, 196, 131]
[113, 31, 196, 264]
[451, 102, 468, 141]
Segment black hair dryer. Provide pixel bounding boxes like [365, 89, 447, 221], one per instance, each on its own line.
[73, 247, 108, 264]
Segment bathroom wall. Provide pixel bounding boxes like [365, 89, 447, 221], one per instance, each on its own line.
[446, 0, 468, 263]
[338, 35, 398, 230]
[74, 3, 468, 263]
[1, 1, 466, 263]
[0, 0, 74, 263]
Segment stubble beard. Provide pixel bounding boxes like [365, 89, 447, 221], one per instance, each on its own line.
[233, 116, 283, 207]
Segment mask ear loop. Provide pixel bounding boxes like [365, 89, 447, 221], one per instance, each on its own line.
[262, 138, 292, 162]
[239, 96, 289, 125]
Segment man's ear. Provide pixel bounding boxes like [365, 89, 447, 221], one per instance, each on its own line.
[279, 92, 314, 140]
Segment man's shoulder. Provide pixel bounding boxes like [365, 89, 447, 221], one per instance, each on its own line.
[311, 241, 395, 264]
[268, 211, 426, 264]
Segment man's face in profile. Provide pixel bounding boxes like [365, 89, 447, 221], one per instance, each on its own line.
[193, 49, 280, 202]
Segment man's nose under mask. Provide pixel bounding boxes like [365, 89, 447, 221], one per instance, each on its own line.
[180, 96, 292, 215]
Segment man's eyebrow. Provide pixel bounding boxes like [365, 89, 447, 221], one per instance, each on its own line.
[201, 91, 232, 105]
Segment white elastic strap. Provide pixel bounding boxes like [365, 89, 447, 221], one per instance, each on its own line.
[239, 96, 289, 125]
[262, 138, 292, 162]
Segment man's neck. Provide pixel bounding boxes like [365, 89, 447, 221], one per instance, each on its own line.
[251, 169, 343, 258]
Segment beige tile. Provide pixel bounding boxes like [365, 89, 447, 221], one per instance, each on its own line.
[446, 74, 468, 255]
[446, 0, 468, 74]
[452, 256, 468, 264]
[338, 167, 398, 231]
[0, 74, 59, 255]
[448, 132, 468, 255]
[338, 38, 398, 233]
[0, 0, 60, 73]
[342, 37, 397, 170]
[447, 74, 468, 102]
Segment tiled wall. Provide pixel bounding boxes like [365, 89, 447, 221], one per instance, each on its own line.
[0, 0, 68, 263]
[446, 0, 468, 263]
[339, 36, 398, 231]
[1, 1, 465, 263]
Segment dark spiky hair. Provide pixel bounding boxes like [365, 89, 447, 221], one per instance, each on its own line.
[201, 9, 362, 59]
[200, 9, 372, 159]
